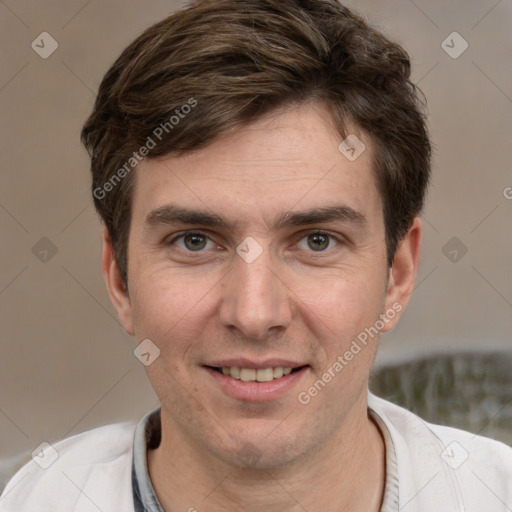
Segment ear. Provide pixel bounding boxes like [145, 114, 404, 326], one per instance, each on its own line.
[101, 228, 134, 336]
[381, 217, 422, 332]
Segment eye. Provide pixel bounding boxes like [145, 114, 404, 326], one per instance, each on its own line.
[171, 232, 217, 252]
[296, 231, 340, 252]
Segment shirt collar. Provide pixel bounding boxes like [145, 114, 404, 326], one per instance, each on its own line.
[132, 408, 164, 512]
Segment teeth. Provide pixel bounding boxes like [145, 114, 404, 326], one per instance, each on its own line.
[273, 367, 284, 378]
[219, 366, 297, 382]
[256, 368, 274, 382]
[240, 368, 256, 382]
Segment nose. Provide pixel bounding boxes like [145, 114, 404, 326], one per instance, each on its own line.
[218, 244, 293, 340]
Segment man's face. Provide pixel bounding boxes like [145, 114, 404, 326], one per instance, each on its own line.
[108, 102, 414, 468]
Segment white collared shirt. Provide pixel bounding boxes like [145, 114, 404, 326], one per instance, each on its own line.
[1, 392, 511, 511]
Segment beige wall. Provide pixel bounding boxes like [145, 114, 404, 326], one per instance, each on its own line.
[1, 0, 511, 460]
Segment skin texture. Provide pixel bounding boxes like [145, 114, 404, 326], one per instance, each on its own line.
[102, 101, 422, 511]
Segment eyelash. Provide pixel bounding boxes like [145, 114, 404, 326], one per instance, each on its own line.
[167, 230, 343, 254]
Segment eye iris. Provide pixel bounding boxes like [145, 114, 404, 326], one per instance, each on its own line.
[308, 233, 329, 251]
[184, 233, 207, 251]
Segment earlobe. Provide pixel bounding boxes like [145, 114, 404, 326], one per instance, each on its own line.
[381, 217, 422, 332]
[101, 229, 135, 336]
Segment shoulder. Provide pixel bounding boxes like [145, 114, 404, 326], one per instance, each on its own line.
[0, 421, 137, 512]
[369, 393, 512, 512]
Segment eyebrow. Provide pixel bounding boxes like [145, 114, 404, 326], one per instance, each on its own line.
[146, 205, 231, 230]
[144, 204, 368, 232]
[273, 206, 367, 230]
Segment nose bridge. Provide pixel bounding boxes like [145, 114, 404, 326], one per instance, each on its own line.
[219, 241, 292, 339]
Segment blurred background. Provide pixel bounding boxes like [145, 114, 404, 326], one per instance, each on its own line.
[1, 0, 511, 490]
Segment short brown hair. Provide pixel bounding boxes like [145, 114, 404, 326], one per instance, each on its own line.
[81, 0, 431, 288]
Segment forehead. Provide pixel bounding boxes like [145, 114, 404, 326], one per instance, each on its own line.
[132, 102, 382, 230]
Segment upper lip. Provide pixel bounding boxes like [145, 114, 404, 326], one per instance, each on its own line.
[205, 358, 307, 370]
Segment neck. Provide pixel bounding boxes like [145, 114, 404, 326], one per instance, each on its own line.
[148, 395, 386, 512]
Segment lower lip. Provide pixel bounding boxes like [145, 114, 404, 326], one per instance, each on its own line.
[204, 366, 309, 402]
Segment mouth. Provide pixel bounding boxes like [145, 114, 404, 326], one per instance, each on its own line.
[206, 365, 307, 382]
[203, 362, 310, 401]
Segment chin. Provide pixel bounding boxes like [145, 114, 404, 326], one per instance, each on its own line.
[225, 444, 298, 470]
[212, 426, 313, 470]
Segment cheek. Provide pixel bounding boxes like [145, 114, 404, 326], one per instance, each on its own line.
[130, 269, 214, 351]
[295, 267, 386, 338]
[129, 274, 215, 401]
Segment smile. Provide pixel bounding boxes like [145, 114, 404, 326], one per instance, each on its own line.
[204, 365, 309, 401]
[217, 366, 295, 382]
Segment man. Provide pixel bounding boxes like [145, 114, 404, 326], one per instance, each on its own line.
[1, 0, 511, 510]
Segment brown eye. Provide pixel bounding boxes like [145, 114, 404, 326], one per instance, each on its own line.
[307, 233, 330, 251]
[296, 231, 340, 253]
[183, 233, 208, 251]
